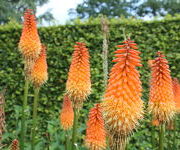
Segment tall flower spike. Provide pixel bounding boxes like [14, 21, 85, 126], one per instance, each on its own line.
[59, 95, 74, 130]
[85, 104, 106, 150]
[101, 38, 144, 150]
[172, 78, 180, 112]
[149, 52, 175, 124]
[66, 42, 91, 109]
[29, 44, 48, 87]
[10, 139, 19, 150]
[19, 9, 41, 60]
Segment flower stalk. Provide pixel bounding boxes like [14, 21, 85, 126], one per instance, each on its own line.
[20, 79, 29, 150]
[151, 127, 156, 149]
[31, 87, 40, 150]
[159, 124, 165, 150]
[101, 16, 109, 88]
[173, 117, 177, 150]
[71, 109, 79, 150]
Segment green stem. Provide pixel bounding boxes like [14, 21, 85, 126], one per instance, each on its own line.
[173, 117, 176, 150]
[159, 124, 165, 150]
[71, 109, 79, 150]
[151, 127, 156, 149]
[125, 140, 129, 150]
[65, 130, 69, 150]
[31, 87, 40, 150]
[20, 79, 29, 150]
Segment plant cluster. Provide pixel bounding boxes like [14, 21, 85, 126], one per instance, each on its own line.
[0, 10, 180, 150]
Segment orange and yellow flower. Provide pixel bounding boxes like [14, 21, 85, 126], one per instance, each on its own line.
[10, 139, 19, 150]
[101, 39, 143, 149]
[172, 78, 180, 112]
[29, 45, 48, 87]
[66, 42, 91, 109]
[19, 9, 41, 60]
[149, 52, 175, 124]
[60, 95, 74, 130]
[85, 104, 106, 150]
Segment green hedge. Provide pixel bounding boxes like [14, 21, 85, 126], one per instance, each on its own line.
[0, 17, 180, 149]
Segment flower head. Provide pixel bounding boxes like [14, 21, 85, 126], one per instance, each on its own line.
[10, 139, 19, 150]
[66, 42, 91, 109]
[29, 44, 48, 87]
[85, 104, 106, 150]
[172, 78, 180, 112]
[60, 95, 74, 130]
[101, 39, 143, 149]
[19, 9, 41, 60]
[148, 52, 175, 124]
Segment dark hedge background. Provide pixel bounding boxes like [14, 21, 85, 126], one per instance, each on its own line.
[0, 17, 180, 149]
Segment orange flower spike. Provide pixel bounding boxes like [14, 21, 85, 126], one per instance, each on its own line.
[149, 52, 175, 124]
[30, 45, 48, 87]
[101, 38, 144, 149]
[10, 139, 19, 150]
[19, 9, 41, 59]
[85, 104, 106, 150]
[172, 78, 180, 112]
[66, 42, 91, 109]
[60, 95, 74, 130]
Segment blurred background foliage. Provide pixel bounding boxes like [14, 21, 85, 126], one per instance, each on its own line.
[69, 0, 180, 19]
[0, 0, 54, 25]
[1, 0, 180, 25]
[0, 16, 180, 149]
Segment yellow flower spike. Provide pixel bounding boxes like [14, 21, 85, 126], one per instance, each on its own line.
[66, 42, 91, 109]
[101, 38, 144, 150]
[149, 51, 175, 124]
[85, 104, 106, 150]
[29, 44, 48, 87]
[60, 95, 74, 130]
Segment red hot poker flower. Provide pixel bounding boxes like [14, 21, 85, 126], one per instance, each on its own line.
[10, 139, 19, 150]
[101, 39, 144, 149]
[19, 9, 41, 60]
[85, 104, 106, 150]
[60, 95, 74, 130]
[66, 42, 91, 109]
[29, 45, 48, 87]
[149, 52, 175, 124]
[172, 78, 180, 112]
